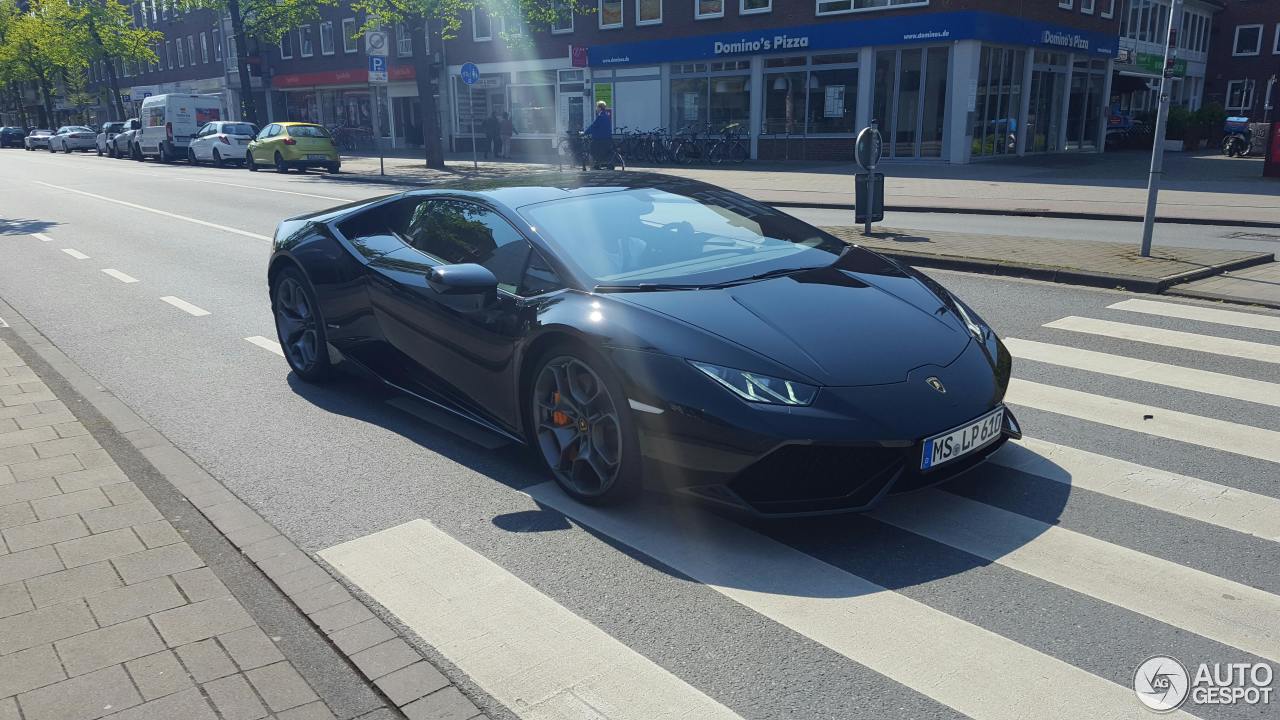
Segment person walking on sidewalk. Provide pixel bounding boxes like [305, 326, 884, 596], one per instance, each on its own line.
[499, 112, 518, 159]
[481, 112, 499, 159]
[584, 100, 613, 169]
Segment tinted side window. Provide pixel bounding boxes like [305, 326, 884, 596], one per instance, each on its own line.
[519, 249, 563, 297]
[401, 200, 528, 293]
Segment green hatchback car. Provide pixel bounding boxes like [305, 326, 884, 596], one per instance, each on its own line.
[247, 122, 340, 173]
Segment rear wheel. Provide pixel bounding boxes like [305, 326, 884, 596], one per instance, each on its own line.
[274, 152, 288, 173]
[271, 268, 332, 382]
[212, 148, 224, 167]
[530, 348, 640, 504]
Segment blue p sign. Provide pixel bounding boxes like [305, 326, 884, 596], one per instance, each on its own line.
[369, 55, 386, 72]
[460, 62, 480, 85]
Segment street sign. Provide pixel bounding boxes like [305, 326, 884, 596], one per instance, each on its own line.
[368, 55, 387, 84]
[460, 62, 480, 86]
[142, 92, 152, 98]
[121, 94, 131, 102]
[365, 31, 388, 57]
[854, 172, 885, 225]
[855, 124, 882, 171]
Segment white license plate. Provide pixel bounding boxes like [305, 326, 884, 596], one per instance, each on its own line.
[920, 407, 1005, 470]
[307, 154, 328, 160]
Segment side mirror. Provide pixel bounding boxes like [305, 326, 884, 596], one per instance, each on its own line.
[426, 263, 498, 296]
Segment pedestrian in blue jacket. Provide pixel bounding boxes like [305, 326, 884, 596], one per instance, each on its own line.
[584, 101, 613, 168]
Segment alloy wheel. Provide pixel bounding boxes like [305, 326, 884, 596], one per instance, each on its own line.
[533, 356, 623, 498]
[274, 276, 320, 372]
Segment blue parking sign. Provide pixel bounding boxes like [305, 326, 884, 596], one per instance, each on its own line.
[460, 62, 480, 85]
[369, 55, 386, 72]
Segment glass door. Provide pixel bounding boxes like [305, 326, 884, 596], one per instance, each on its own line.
[873, 47, 949, 159]
[1027, 69, 1064, 152]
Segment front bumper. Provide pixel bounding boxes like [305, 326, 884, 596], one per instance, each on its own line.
[608, 340, 1019, 517]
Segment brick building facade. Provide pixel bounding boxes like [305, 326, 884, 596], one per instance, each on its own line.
[1204, 0, 1279, 121]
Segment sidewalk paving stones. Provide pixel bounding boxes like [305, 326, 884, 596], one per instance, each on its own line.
[1168, 259, 1280, 308]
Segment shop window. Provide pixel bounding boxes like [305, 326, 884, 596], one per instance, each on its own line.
[1226, 80, 1255, 111]
[696, 0, 723, 19]
[301, 26, 314, 57]
[637, 0, 661, 25]
[200, 33, 208, 63]
[1233, 25, 1262, 56]
[970, 46, 1026, 158]
[280, 31, 293, 60]
[764, 71, 805, 134]
[473, 7, 492, 40]
[342, 19, 357, 53]
[807, 68, 857, 134]
[741, 0, 770, 14]
[710, 76, 750, 129]
[671, 78, 708, 129]
[552, 0, 574, 33]
[600, 0, 623, 28]
[816, 0, 926, 16]
[320, 22, 334, 55]
[510, 84, 557, 134]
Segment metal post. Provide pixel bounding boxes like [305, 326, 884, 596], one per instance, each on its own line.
[369, 82, 384, 176]
[1140, 0, 1183, 257]
[469, 85, 477, 170]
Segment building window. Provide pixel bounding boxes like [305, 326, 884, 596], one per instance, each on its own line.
[600, 0, 623, 28]
[637, 0, 660, 25]
[1080, 0, 1094, 14]
[1101, 0, 1114, 19]
[149, 0, 156, 23]
[1058, 0, 1072, 8]
[1233, 25, 1262, 56]
[177, 38, 185, 67]
[165, 41, 174, 69]
[473, 6, 492, 40]
[551, 0, 573, 32]
[342, 19, 357, 53]
[1274, 23, 1280, 54]
[300, 26, 314, 57]
[320, 22, 334, 55]
[187, 35, 195, 64]
[161, 0, 168, 21]
[741, 0, 769, 13]
[1226, 80, 1255, 111]
[227, 36, 236, 62]
[200, 32, 208, 63]
[696, 0, 723, 18]
[280, 31, 294, 59]
[816, 0, 927, 15]
[396, 23, 412, 55]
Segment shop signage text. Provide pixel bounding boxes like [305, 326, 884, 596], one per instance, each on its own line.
[590, 10, 1115, 66]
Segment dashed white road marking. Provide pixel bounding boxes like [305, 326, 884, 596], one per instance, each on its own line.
[159, 296, 210, 316]
[1044, 316, 1280, 364]
[100, 269, 139, 283]
[1109, 298, 1280, 333]
[321, 520, 745, 720]
[1004, 337, 1280, 408]
[992, 438, 1280, 542]
[244, 336, 283, 356]
[31, 233, 54, 243]
[1006, 378, 1280, 463]
[525, 484, 1187, 720]
[32, 180, 271, 242]
[61, 248, 89, 260]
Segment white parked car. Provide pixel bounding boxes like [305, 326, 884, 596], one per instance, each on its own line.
[187, 121, 259, 166]
[95, 121, 126, 156]
[49, 126, 97, 153]
[109, 118, 142, 158]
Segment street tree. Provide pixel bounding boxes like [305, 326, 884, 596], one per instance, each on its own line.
[190, 0, 337, 125]
[0, 0, 74, 126]
[348, 0, 592, 169]
[59, 0, 162, 121]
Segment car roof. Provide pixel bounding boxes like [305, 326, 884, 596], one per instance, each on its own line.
[392, 171, 735, 210]
[277, 122, 320, 127]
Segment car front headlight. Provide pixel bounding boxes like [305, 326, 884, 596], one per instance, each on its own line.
[690, 361, 817, 406]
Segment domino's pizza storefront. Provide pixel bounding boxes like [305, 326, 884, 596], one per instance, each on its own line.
[588, 11, 1117, 163]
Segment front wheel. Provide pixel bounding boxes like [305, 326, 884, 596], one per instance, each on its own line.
[246, 151, 257, 171]
[187, 148, 198, 165]
[530, 349, 640, 505]
[271, 268, 332, 382]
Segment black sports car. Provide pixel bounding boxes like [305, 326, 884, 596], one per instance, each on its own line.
[267, 173, 1020, 516]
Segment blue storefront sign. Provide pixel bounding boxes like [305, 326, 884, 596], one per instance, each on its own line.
[588, 11, 1115, 67]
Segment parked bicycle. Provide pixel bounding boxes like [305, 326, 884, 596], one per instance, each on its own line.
[327, 125, 375, 152]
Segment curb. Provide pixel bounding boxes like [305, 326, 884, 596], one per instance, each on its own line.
[1164, 285, 1280, 309]
[0, 298, 493, 720]
[861, 248, 1276, 294]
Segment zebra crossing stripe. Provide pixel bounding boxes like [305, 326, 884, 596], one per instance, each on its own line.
[871, 490, 1280, 663]
[1043, 317, 1280, 364]
[1108, 298, 1280, 333]
[319, 519, 744, 720]
[1003, 338, 1280, 408]
[992, 439, 1280, 542]
[526, 483, 1186, 720]
[1005, 379, 1280, 464]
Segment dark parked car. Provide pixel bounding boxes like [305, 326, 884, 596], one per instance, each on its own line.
[23, 129, 52, 150]
[265, 174, 1019, 516]
[0, 126, 26, 148]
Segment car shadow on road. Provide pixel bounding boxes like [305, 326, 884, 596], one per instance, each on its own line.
[0, 217, 58, 236]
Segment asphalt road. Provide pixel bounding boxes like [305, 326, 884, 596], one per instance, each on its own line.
[2, 149, 1279, 720]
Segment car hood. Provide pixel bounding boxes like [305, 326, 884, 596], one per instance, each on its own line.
[608, 261, 974, 386]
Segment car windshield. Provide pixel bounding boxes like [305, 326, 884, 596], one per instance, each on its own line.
[286, 125, 330, 138]
[518, 188, 847, 288]
[222, 123, 256, 136]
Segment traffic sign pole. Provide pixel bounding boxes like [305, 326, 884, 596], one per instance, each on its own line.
[1141, 0, 1182, 257]
[460, 63, 481, 171]
[855, 120, 883, 235]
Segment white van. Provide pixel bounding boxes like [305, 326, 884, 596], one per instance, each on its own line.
[137, 94, 224, 162]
